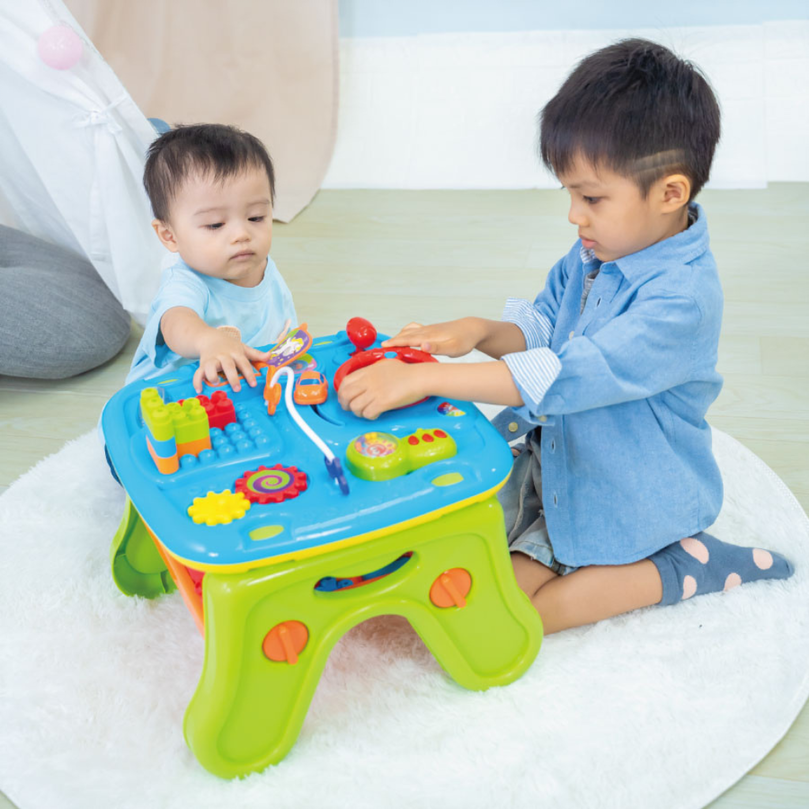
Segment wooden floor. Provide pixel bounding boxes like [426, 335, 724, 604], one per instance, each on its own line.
[1, 187, 807, 807]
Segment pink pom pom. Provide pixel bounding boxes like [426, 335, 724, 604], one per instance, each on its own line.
[37, 25, 83, 70]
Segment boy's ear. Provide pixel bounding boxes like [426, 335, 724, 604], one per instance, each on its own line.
[659, 174, 691, 212]
[152, 219, 180, 253]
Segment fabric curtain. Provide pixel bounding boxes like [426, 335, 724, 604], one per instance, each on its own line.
[0, 0, 339, 323]
[68, 0, 339, 224]
[0, 0, 163, 324]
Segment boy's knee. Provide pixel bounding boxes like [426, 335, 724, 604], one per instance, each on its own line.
[511, 552, 557, 598]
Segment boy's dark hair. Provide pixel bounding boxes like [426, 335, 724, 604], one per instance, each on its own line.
[144, 123, 276, 221]
[540, 38, 720, 200]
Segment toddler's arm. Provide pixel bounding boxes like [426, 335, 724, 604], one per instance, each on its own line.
[160, 307, 270, 393]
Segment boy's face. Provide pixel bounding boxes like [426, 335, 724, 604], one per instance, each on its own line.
[153, 167, 273, 287]
[558, 154, 688, 263]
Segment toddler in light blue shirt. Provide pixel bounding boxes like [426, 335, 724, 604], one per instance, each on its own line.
[127, 123, 296, 392]
[336, 39, 793, 633]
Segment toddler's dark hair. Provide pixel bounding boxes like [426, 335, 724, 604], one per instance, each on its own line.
[540, 38, 720, 200]
[144, 123, 276, 222]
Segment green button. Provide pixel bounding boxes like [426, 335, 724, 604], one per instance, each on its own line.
[346, 429, 457, 481]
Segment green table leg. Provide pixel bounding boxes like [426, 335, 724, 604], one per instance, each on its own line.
[184, 497, 542, 778]
[110, 497, 175, 598]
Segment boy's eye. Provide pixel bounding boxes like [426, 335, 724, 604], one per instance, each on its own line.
[205, 223, 224, 230]
[249, 216, 266, 222]
[583, 196, 600, 205]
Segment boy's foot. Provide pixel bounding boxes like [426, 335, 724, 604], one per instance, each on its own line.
[650, 532, 794, 605]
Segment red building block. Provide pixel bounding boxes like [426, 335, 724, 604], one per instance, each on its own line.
[179, 390, 237, 431]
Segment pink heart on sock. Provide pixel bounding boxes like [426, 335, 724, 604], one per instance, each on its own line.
[681, 537, 709, 564]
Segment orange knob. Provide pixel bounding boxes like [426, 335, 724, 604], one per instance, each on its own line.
[263, 621, 309, 665]
[429, 568, 472, 609]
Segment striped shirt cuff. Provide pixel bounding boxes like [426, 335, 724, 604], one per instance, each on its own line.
[502, 298, 553, 349]
[502, 347, 561, 411]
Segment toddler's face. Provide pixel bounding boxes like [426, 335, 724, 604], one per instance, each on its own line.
[157, 167, 273, 287]
[558, 155, 686, 263]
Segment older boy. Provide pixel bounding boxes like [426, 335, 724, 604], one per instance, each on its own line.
[337, 39, 793, 633]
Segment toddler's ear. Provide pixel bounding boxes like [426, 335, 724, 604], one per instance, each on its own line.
[660, 173, 691, 212]
[152, 219, 180, 253]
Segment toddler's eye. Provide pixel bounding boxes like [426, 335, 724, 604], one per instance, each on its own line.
[249, 216, 266, 222]
[205, 223, 224, 230]
[583, 196, 600, 205]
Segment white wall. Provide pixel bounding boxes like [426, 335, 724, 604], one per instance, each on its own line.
[323, 21, 809, 190]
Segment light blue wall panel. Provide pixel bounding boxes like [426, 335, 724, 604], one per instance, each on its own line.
[339, 0, 809, 37]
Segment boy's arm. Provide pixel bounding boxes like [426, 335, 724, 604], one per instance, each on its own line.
[383, 249, 574, 361]
[337, 358, 522, 420]
[160, 307, 269, 393]
[382, 317, 526, 359]
[505, 290, 717, 419]
[500, 249, 574, 351]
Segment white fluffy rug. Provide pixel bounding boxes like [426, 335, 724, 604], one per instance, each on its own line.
[1, 428, 807, 809]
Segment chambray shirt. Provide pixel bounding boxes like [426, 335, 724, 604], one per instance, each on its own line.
[499, 203, 724, 567]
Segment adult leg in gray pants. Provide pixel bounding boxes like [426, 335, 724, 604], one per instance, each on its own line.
[0, 225, 131, 379]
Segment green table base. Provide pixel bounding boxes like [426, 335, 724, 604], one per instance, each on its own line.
[183, 497, 542, 778]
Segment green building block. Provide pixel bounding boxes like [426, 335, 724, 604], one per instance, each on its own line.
[173, 398, 209, 444]
[140, 387, 174, 442]
[139, 388, 209, 445]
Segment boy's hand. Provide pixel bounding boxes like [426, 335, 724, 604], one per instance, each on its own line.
[381, 318, 484, 358]
[338, 360, 425, 420]
[193, 330, 269, 394]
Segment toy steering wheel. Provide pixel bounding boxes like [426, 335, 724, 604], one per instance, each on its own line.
[333, 317, 438, 399]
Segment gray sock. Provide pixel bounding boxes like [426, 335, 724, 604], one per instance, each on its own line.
[650, 531, 794, 606]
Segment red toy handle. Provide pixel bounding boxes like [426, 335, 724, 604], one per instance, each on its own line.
[333, 346, 437, 392]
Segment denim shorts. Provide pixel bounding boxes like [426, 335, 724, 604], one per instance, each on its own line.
[496, 429, 578, 576]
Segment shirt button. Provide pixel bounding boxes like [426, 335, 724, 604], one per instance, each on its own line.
[569, 330, 575, 339]
[539, 415, 547, 423]
[508, 421, 519, 433]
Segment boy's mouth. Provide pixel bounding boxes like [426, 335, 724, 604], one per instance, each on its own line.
[580, 237, 596, 249]
[230, 251, 255, 260]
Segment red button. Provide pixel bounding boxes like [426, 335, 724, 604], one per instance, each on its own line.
[434, 430, 447, 438]
[408, 436, 419, 445]
[423, 434, 434, 443]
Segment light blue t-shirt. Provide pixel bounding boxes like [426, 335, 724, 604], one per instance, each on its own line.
[499, 203, 724, 567]
[126, 256, 297, 385]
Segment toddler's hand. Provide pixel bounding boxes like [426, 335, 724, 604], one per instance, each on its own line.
[193, 329, 269, 393]
[337, 360, 425, 420]
[381, 318, 483, 358]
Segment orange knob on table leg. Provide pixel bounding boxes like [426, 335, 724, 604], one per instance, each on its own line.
[263, 621, 309, 665]
[429, 568, 472, 609]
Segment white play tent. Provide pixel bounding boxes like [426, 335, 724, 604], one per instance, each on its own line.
[0, 0, 164, 325]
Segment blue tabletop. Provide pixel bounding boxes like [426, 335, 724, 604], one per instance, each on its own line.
[102, 330, 513, 570]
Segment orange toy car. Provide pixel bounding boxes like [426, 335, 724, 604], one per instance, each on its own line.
[293, 371, 328, 405]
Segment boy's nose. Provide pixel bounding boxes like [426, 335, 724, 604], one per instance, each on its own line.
[568, 203, 587, 227]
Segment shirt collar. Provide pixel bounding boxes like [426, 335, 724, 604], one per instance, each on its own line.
[590, 202, 709, 280]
